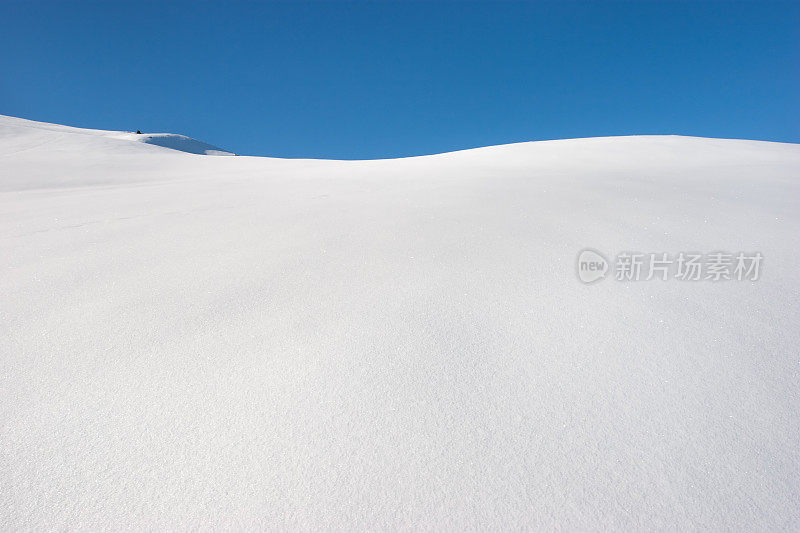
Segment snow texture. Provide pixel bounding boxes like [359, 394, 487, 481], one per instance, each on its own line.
[1, 114, 799, 530]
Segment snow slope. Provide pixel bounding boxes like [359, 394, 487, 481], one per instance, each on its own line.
[0, 115, 233, 161]
[1, 114, 799, 530]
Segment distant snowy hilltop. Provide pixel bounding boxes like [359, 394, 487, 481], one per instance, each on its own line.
[0, 114, 235, 157]
[2, 114, 799, 530]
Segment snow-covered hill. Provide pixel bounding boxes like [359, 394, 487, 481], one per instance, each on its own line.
[2, 114, 799, 530]
[0, 115, 233, 159]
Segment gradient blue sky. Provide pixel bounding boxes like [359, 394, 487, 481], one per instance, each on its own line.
[2, 1, 798, 159]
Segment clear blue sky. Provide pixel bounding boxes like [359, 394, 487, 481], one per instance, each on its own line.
[2, 1, 798, 159]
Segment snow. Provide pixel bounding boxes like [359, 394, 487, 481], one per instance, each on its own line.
[0, 115, 233, 163]
[1, 114, 799, 530]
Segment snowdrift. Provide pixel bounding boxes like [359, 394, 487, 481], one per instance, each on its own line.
[1, 114, 799, 530]
[136, 133, 234, 155]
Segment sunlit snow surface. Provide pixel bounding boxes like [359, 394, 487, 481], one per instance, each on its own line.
[1, 114, 799, 530]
